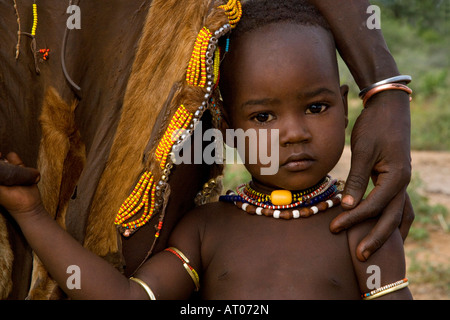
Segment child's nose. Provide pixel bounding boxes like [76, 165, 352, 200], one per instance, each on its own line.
[279, 115, 312, 146]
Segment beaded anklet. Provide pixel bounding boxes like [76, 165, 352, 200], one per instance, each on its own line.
[165, 247, 200, 291]
[362, 278, 409, 300]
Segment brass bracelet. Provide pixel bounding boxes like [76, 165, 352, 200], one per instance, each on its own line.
[165, 247, 200, 291]
[130, 277, 156, 300]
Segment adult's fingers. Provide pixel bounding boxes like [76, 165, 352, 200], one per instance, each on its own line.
[353, 190, 405, 261]
[341, 148, 373, 210]
[5, 152, 25, 166]
[332, 170, 400, 233]
[0, 152, 40, 186]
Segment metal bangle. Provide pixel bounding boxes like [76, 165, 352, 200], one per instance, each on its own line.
[130, 277, 156, 300]
[359, 75, 412, 98]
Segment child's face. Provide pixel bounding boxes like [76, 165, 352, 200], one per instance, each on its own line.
[221, 23, 348, 191]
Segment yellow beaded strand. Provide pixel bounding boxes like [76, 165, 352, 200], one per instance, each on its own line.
[31, 2, 37, 36]
[213, 47, 221, 86]
[219, 0, 243, 29]
[186, 27, 213, 87]
[114, 171, 157, 235]
[155, 105, 193, 169]
[116, 105, 193, 236]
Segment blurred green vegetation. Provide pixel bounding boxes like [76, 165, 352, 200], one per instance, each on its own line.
[339, 0, 450, 151]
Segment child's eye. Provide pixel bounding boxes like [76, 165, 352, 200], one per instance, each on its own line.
[306, 104, 328, 114]
[253, 112, 274, 123]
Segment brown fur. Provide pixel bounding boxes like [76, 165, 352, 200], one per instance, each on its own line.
[0, 214, 13, 299]
[27, 87, 85, 300]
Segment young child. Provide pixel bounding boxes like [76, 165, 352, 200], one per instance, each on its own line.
[0, 0, 412, 300]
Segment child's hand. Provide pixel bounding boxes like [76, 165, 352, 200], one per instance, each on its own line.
[0, 153, 43, 218]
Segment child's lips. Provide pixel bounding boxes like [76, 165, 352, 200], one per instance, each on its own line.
[281, 153, 315, 171]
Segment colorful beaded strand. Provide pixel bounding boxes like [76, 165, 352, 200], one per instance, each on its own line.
[155, 105, 193, 169]
[186, 27, 213, 87]
[218, 0, 243, 29]
[234, 178, 337, 210]
[244, 177, 328, 204]
[114, 171, 157, 236]
[234, 193, 342, 220]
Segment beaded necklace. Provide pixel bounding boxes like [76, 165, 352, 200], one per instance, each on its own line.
[243, 177, 329, 206]
[219, 177, 343, 220]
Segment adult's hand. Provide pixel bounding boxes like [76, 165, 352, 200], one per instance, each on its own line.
[0, 152, 40, 186]
[0, 152, 43, 217]
[330, 90, 415, 261]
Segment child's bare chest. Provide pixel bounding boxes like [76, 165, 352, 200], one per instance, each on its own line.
[199, 206, 361, 299]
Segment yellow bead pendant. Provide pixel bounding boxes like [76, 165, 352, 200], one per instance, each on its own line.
[271, 190, 292, 206]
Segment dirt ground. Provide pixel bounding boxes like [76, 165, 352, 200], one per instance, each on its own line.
[330, 146, 450, 300]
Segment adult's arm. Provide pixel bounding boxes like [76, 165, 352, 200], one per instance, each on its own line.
[307, 0, 414, 261]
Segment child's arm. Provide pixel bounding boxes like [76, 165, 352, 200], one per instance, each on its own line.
[347, 218, 413, 300]
[0, 157, 200, 300]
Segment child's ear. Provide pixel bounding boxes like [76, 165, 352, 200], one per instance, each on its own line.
[340, 84, 349, 128]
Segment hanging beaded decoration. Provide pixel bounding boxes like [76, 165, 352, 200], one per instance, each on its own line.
[31, 2, 37, 37]
[220, 177, 344, 220]
[186, 27, 213, 87]
[114, 171, 157, 237]
[155, 105, 193, 169]
[218, 0, 243, 29]
[114, 0, 243, 237]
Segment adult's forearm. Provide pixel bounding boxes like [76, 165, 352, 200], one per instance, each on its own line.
[308, 0, 400, 88]
[15, 207, 137, 299]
